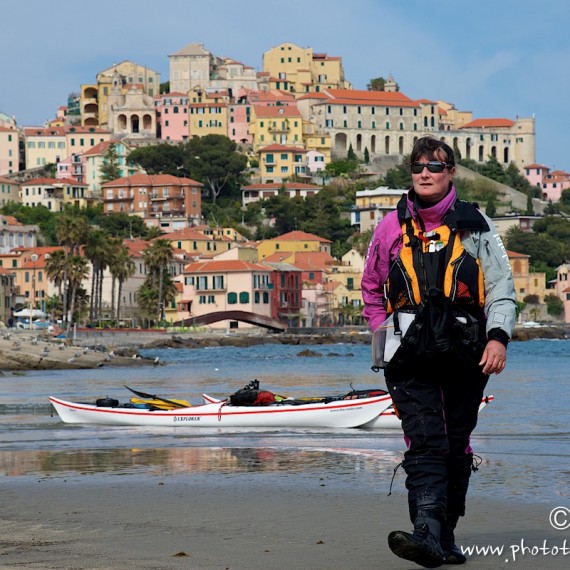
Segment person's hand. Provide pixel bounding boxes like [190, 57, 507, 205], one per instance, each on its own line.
[479, 340, 507, 375]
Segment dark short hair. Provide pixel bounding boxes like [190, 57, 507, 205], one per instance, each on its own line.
[410, 137, 455, 167]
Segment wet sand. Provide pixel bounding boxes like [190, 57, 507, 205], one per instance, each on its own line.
[2, 474, 568, 569]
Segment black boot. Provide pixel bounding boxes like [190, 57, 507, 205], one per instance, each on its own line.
[442, 454, 474, 565]
[440, 515, 466, 565]
[388, 512, 445, 568]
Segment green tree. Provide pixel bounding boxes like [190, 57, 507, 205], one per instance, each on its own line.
[183, 135, 248, 203]
[544, 294, 564, 317]
[128, 143, 186, 175]
[348, 229, 374, 258]
[525, 191, 534, 216]
[382, 157, 412, 189]
[325, 159, 359, 177]
[347, 144, 357, 161]
[364, 147, 370, 164]
[485, 198, 497, 218]
[100, 142, 122, 182]
[99, 212, 150, 238]
[367, 77, 399, 91]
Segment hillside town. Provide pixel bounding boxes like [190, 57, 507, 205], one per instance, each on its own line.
[0, 41, 569, 331]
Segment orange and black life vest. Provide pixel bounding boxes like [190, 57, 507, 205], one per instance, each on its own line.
[384, 197, 488, 317]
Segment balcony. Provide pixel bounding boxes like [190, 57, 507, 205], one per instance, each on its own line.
[104, 195, 134, 202]
[150, 193, 168, 201]
[268, 124, 290, 133]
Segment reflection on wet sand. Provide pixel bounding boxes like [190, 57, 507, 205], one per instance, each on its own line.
[0, 446, 399, 478]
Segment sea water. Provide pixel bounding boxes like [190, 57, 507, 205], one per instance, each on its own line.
[0, 339, 568, 505]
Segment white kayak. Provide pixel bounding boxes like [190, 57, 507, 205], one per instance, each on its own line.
[202, 393, 495, 429]
[49, 393, 393, 429]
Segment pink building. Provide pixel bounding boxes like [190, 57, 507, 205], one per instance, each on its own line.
[176, 259, 274, 329]
[524, 163, 570, 202]
[56, 153, 86, 182]
[156, 93, 190, 142]
[228, 100, 252, 144]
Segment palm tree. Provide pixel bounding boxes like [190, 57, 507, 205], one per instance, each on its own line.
[45, 250, 66, 299]
[66, 255, 89, 330]
[142, 239, 174, 322]
[84, 229, 111, 323]
[109, 244, 136, 324]
[55, 213, 89, 322]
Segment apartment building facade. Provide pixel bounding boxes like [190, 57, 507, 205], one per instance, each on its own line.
[101, 174, 202, 223]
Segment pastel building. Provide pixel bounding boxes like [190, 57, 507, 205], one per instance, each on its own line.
[351, 186, 407, 232]
[250, 105, 304, 151]
[20, 178, 90, 210]
[258, 144, 307, 183]
[241, 182, 321, 207]
[176, 259, 274, 329]
[257, 230, 332, 259]
[262, 43, 351, 95]
[24, 126, 110, 169]
[81, 61, 160, 128]
[156, 93, 190, 141]
[298, 88, 536, 168]
[0, 215, 38, 254]
[162, 227, 233, 257]
[0, 177, 20, 207]
[523, 163, 570, 202]
[0, 125, 20, 175]
[82, 140, 143, 196]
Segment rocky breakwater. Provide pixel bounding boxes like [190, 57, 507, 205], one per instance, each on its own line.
[0, 331, 158, 371]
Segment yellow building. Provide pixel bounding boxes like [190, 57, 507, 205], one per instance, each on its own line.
[262, 43, 351, 96]
[303, 129, 332, 162]
[257, 230, 331, 260]
[81, 60, 160, 128]
[258, 144, 307, 183]
[188, 89, 229, 138]
[24, 126, 111, 170]
[250, 104, 304, 152]
[508, 250, 547, 302]
[161, 227, 233, 257]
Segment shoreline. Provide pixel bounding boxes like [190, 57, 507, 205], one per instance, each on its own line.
[2, 472, 568, 569]
[0, 325, 567, 371]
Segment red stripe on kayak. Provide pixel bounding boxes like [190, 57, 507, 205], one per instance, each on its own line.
[49, 395, 392, 418]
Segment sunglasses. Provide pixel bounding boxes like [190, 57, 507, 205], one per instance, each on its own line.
[410, 161, 451, 174]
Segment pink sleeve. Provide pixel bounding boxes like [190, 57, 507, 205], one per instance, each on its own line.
[361, 213, 401, 331]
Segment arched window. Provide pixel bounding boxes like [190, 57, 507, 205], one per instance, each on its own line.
[239, 291, 250, 303]
[227, 292, 237, 304]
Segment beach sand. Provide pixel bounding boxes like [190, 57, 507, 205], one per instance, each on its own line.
[1, 474, 567, 569]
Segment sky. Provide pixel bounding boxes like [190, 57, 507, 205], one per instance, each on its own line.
[2, 0, 569, 172]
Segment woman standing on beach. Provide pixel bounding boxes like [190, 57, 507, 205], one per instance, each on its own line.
[362, 137, 517, 567]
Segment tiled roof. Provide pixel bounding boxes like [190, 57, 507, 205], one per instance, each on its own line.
[253, 105, 301, 118]
[291, 251, 335, 271]
[323, 89, 418, 108]
[273, 230, 331, 243]
[21, 177, 59, 186]
[102, 173, 203, 187]
[524, 163, 549, 170]
[460, 118, 515, 129]
[507, 250, 530, 258]
[242, 182, 320, 190]
[184, 259, 273, 273]
[259, 144, 306, 153]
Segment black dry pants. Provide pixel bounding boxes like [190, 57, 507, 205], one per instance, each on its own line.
[386, 349, 489, 526]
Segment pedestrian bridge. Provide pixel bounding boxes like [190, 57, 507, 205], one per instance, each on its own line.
[174, 311, 286, 332]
